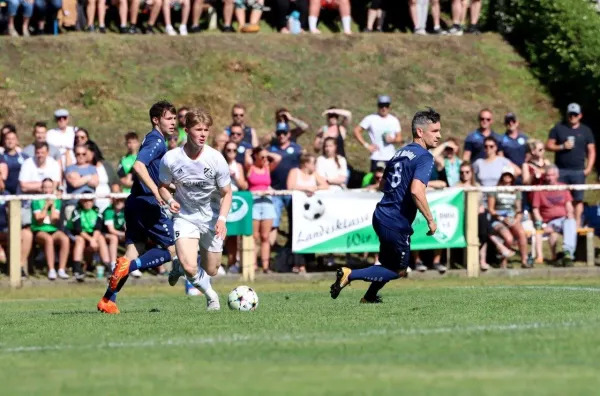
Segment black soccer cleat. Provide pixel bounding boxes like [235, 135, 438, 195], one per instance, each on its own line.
[360, 295, 383, 304]
[330, 267, 351, 299]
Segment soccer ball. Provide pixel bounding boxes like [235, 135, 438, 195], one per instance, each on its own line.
[302, 195, 325, 221]
[228, 286, 259, 311]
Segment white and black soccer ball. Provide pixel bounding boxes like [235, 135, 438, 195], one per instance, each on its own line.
[228, 286, 259, 311]
[302, 195, 325, 221]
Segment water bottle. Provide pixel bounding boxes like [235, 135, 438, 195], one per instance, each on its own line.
[96, 265, 105, 279]
[289, 11, 301, 35]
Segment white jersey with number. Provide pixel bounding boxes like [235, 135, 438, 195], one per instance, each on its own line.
[159, 145, 231, 230]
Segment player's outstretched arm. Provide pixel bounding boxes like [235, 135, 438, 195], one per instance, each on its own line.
[410, 179, 437, 235]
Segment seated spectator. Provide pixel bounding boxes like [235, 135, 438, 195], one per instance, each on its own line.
[65, 144, 99, 219]
[308, 0, 351, 34]
[164, 0, 190, 35]
[86, 140, 119, 212]
[472, 136, 520, 207]
[463, 109, 503, 162]
[19, 142, 61, 193]
[32, 178, 70, 280]
[2, 129, 28, 194]
[117, 132, 140, 193]
[236, 0, 264, 33]
[432, 137, 461, 187]
[501, 112, 529, 170]
[487, 166, 529, 268]
[143, 0, 164, 33]
[261, 108, 309, 146]
[229, 124, 253, 164]
[86, 0, 128, 32]
[6, 0, 33, 36]
[362, 162, 385, 190]
[316, 137, 347, 191]
[409, 0, 443, 35]
[103, 197, 126, 273]
[247, 147, 281, 273]
[456, 161, 489, 271]
[23, 122, 61, 163]
[313, 107, 351, 157]
[274, 0, 308, 33]
[531, 165, 577, 266]
[67, 189, 111, 282]
[354, 95, 402, 171]
[224, 104, 258, 147]
[126, 0, 142, 33]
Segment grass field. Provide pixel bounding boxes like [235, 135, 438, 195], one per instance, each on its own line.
[2, 277, 600, 395]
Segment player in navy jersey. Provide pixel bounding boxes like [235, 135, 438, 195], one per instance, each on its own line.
[97, 100, 178, 314]
[330, 108, 441, 303]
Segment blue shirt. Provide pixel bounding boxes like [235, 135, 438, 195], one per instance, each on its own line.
[374, 143, 434, 234]
[235, 141, 253, 165]
[65, 164, 98, 204]
[131, 129, 167, 198]
[269, 142, 302, 190]
[3, 152, 28, 194]
[501, 132, 528, 166]
[464, 129, 503, 162]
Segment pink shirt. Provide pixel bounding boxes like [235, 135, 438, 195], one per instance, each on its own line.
[247, 167, 271, 192]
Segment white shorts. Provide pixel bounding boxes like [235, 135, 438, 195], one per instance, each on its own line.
[173, 217, 223, 253]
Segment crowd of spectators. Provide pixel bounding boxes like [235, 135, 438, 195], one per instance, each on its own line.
[1, 0, 483, 36]
[0, 98, 596, 280]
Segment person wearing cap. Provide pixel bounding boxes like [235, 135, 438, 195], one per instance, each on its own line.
[487, 165, 529, 269]
[463, 108, 503, 162]
[260, 108, 309, 146]
[353, 95, 402, 172]
[500, 112, 529, 169]
[546, 103, 596, 227]
[313, 106, 352, 158]
[47, 109, 76, 164]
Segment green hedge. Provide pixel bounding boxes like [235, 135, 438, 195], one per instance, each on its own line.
[486, 0, 600, 114]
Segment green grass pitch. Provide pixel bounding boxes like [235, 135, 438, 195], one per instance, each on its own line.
[1, 278, 600, 395]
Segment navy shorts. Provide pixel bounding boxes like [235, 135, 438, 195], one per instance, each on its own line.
[558, 169, 585, 202]
[373, 218, 411, 272]
[124, 195, 174, 248]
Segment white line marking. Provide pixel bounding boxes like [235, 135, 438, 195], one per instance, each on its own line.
[0, 320, 587, 354]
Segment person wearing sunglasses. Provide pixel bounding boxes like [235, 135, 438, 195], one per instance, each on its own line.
[522, 139, 551, 206]
[47, 109, 76, 163]
[500, 112, 529, 172]
[313, 106, 351, 158]
[463, 108, 503, 162]
[228, 123, 253, 165]
[224, 104, 258, 147]
[546, 103, 595, 228]
[353, 95, 402, 172]
[65, 144, 99, 218]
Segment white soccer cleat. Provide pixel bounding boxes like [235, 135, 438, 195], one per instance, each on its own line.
[206, 289, 220, 311]
[131, 269, 143, 278]
[48, 269, 57, 280]
[168, 258, 183, 286]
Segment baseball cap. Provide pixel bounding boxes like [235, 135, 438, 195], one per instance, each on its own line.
[275, 122, 289, 133]
[375, 161, 386, 172]
[54, 109, 69, 118]
[567, 103, 581, 115]
[377, 95, 391, 105]
[504, 112, 517, 124]
[79, 186, 95, 195]
[501, 166, 515, 177]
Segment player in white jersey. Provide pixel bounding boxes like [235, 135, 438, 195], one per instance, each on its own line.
[158, 108, 233, 311]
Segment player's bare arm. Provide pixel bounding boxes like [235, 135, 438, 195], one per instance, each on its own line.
[158, 183, 180, 214]
[216, 184, 233, 240]
[411, 177, 436, 235]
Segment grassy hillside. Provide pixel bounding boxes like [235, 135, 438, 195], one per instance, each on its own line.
[0, 33, 558, 172]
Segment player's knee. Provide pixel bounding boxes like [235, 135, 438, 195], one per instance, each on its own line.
[205, 267, 218, 277]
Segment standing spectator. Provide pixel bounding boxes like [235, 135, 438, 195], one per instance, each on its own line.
[459, 0, 482, 34]
[117, 132, 139, 193]
[268, 124, 302, 246]
[0, 124, 23, 155]
[86, 141, 120, 212]
[409, 0, 444, 35]
[31, 178, 70, 280]
[261, 108, 309, 146]
[224, 142, 248, 193]
[487, 167, 529, 268]
[247, 147, 281, 273]
[432, 137, 461, 187]
[236, 0, 265, 33]
[308, 0, 351, 34]
[18, 142, 61, 192]
[23, 122, 62, 163]
[353, 95, 402, 171]
[500, 112, 529, 169]
[176, 107, 189, 145]
[531, 165, 577, 266]
[472, 136, 520, 207]
[522, 139, 551, 194]
[229, 124, 253, 165]
[163, 0, 190, 35]
[103, 197, 126, 273]
[313, 107, 351, 157]
[85, 0, 127, 32]
[143, 0, 164, 33]
[545, 103, 596, 227]
[67, 189, 111, 281]
[316, 137, 347, 191]
[2, 130, 28, 194]
[47, 109, 76, 165]
[6, 0, 33, 36]
[65, 144, 99, 220]
[463, 109, 503, 162]
[224, 104, 258, 147]
[364, 0, 384, 32]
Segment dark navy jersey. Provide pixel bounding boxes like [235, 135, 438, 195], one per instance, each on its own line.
[130, 129, 167, 198]
[373, 143, 434, 234]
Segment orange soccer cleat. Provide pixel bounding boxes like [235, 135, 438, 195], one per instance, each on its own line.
[109, 257, 130, 291]
[97, 297, 120, 314]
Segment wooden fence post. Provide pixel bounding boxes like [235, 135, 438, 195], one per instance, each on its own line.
[464, 191, 480, 278]
[9, 200, 22, 288]
[241, 235, 255, 282]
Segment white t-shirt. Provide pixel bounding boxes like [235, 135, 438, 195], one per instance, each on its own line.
[359, 114, 401, 161]
[95, 163, 111, 212]
[47, 126, 75, 155]
[18, 157, 62, 184]
[316, 155, 347, 191]
[159, 146, 231, 229]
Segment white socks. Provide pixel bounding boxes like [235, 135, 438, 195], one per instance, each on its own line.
[308, 16, 318, 31]
[186, 268, 218, 301]
[341, 16, 351, 34]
